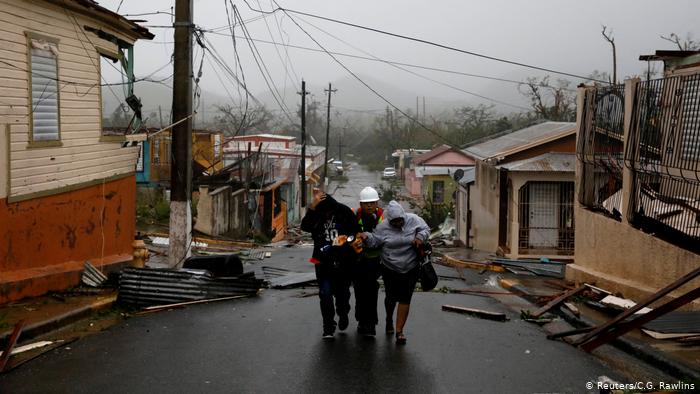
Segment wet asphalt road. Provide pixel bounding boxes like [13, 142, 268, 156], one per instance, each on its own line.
[0, 165, 626, 393]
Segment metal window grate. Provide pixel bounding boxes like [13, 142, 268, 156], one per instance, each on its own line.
[625, 74, 700, 252]
[518, 181, 575, 255]
[577, 84, 625, 219]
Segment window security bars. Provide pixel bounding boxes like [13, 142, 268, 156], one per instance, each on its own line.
[626, 74, 700, 251]
[518, 181, 575, 255]
[577, 84, 625, 220]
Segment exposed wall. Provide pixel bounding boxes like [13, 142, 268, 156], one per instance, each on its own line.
[568, 207, 700, 309]
[0, 0, 140, 201]
[0, 174, 136, 303]
[194, 186, 247, 238]
[472, 161, 500, 252]
[507, 171, 575, 258]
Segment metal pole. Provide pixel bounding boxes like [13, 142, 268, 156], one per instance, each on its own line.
[168, 0, 193, 268]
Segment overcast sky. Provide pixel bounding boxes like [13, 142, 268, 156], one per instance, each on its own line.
[98, 0, 700, 115]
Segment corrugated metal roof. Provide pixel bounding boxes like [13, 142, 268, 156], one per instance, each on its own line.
[464, 122, 575, 160]
[497, 152, 576, 172]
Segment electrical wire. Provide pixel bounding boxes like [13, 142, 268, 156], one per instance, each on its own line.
[275, 4, 455, 145]
[244, 1, 608, 84]
[295, 15, 530, 111]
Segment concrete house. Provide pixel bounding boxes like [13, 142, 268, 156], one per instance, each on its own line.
[461, 122, 577, 259]
[405, 144, 475, 205]
[569, 51, 700, 309]
[0, 0, 152, 303]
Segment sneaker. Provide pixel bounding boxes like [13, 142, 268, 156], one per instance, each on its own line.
[322, 331, 335, 340]
[338, 315, 349, 331]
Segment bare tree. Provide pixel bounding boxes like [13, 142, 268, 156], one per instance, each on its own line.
[601, 26, 617, 85]
[519, 76, 576, 121]
[660, 32, 700, 50]
[214, 104, 273, 137]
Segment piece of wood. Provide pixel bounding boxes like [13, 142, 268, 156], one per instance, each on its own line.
[580, 285, 700, 352]
[441, 305, 508, 322]
[142, 295, 250, 311]
[547, 326, 595, 340]
[0, 341, 53, 358]
[563, 302, 580, 317]
[0, 320, 25, 372]
[530, 284, 586, 318]
[573, 266, 700, 347]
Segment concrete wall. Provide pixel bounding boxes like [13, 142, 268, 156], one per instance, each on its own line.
[472, 161, 500, 252]
[1, 174, 136, 304]
[194, 186, 247, 238]
[568, 207, 700, 309]
[507, 171, 575, 259]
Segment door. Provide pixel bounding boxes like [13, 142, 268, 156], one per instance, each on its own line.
[528, 183, 559, 248]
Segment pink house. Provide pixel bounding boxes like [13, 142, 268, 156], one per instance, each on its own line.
[405, 145, 475, 204]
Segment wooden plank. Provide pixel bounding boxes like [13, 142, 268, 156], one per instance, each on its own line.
[530, 284, 586, 318]
[580, 286, 700, 352]
[547, 326, 595, 340]
[572, 266, 700, 347]
[141, 295, 250, 312]
[0, 320, 25, 372]
[441, 305, 508, 322]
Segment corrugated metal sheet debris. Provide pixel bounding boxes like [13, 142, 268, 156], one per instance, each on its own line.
[119, 268, 265, 307]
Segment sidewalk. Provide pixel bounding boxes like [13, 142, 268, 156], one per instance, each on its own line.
[440, 249, 700, 382]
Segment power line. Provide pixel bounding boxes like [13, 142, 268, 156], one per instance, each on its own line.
[275, 4, 455, 146]
[201, 30, 576, 92]
[295, 15, 530, 111]
[244, 2, 608, 84]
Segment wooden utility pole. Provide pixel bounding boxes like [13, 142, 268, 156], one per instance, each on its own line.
[323, 83, 337, 182]
[298, 80, 308, 207]
[168, 0, 193, 268]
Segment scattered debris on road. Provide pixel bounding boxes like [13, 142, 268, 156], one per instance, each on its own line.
[81, 261, 109, 288]
[262, 266, 317, 289]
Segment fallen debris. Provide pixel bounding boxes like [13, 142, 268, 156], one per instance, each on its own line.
[600, 295, 653, 314]
[119, 267, 264, 307]
[262, 266, 317, 289]
[640, 311, 700, 340]
[0, 341, 53, 358]
[0, 320, 25, 372]
[563, 302, 580, 317]
[529, 284, 586, 318]
[442, 305, 508, 322]
[81, 261, 109, 287]
[136, 295, 251, 314]
[182, 254, 243, 277]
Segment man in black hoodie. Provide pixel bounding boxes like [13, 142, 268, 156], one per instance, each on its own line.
[300, 189, 361, 339]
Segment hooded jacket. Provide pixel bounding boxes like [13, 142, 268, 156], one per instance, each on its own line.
[364, 201, 431, 273]
[300, 194, 360, 265]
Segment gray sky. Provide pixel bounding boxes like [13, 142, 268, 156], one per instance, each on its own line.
[99, 0, 700, 115]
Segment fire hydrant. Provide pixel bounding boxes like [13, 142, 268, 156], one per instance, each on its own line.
[132, 239, 149, 268]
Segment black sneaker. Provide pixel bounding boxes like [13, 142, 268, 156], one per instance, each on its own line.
[364, 325, 376, 337]
[322, 331, 335, 340]
[338, 315, 349, 331]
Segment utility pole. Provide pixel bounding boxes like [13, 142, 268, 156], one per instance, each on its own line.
[169, 0, 193, 268]
[298, 80, 309, 207]
[158, 105, 163, 128]
[323, 83, 337, 183]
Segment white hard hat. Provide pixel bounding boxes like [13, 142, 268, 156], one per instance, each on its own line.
[359, 186, 380, 202]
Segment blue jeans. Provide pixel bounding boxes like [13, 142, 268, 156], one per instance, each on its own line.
[315, 263, 351, 332]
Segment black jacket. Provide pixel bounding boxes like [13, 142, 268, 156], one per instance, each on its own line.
[300, 195, 360, 265]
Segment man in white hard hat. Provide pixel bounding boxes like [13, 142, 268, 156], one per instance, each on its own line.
[351, 186, 384, 337]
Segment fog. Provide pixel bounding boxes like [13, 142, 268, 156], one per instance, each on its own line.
[98, 0, 699, 118]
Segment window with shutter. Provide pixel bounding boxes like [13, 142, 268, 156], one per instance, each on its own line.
[29, 39, 60, 142]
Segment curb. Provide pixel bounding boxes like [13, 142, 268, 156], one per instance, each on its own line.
[0, 295, 117, 344]
[497, 277, 700, 381]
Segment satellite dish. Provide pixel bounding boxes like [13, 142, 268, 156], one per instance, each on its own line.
[453, 169, 464, 181]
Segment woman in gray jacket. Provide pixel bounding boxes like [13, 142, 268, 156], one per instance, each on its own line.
[358, 200, 430, 344]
